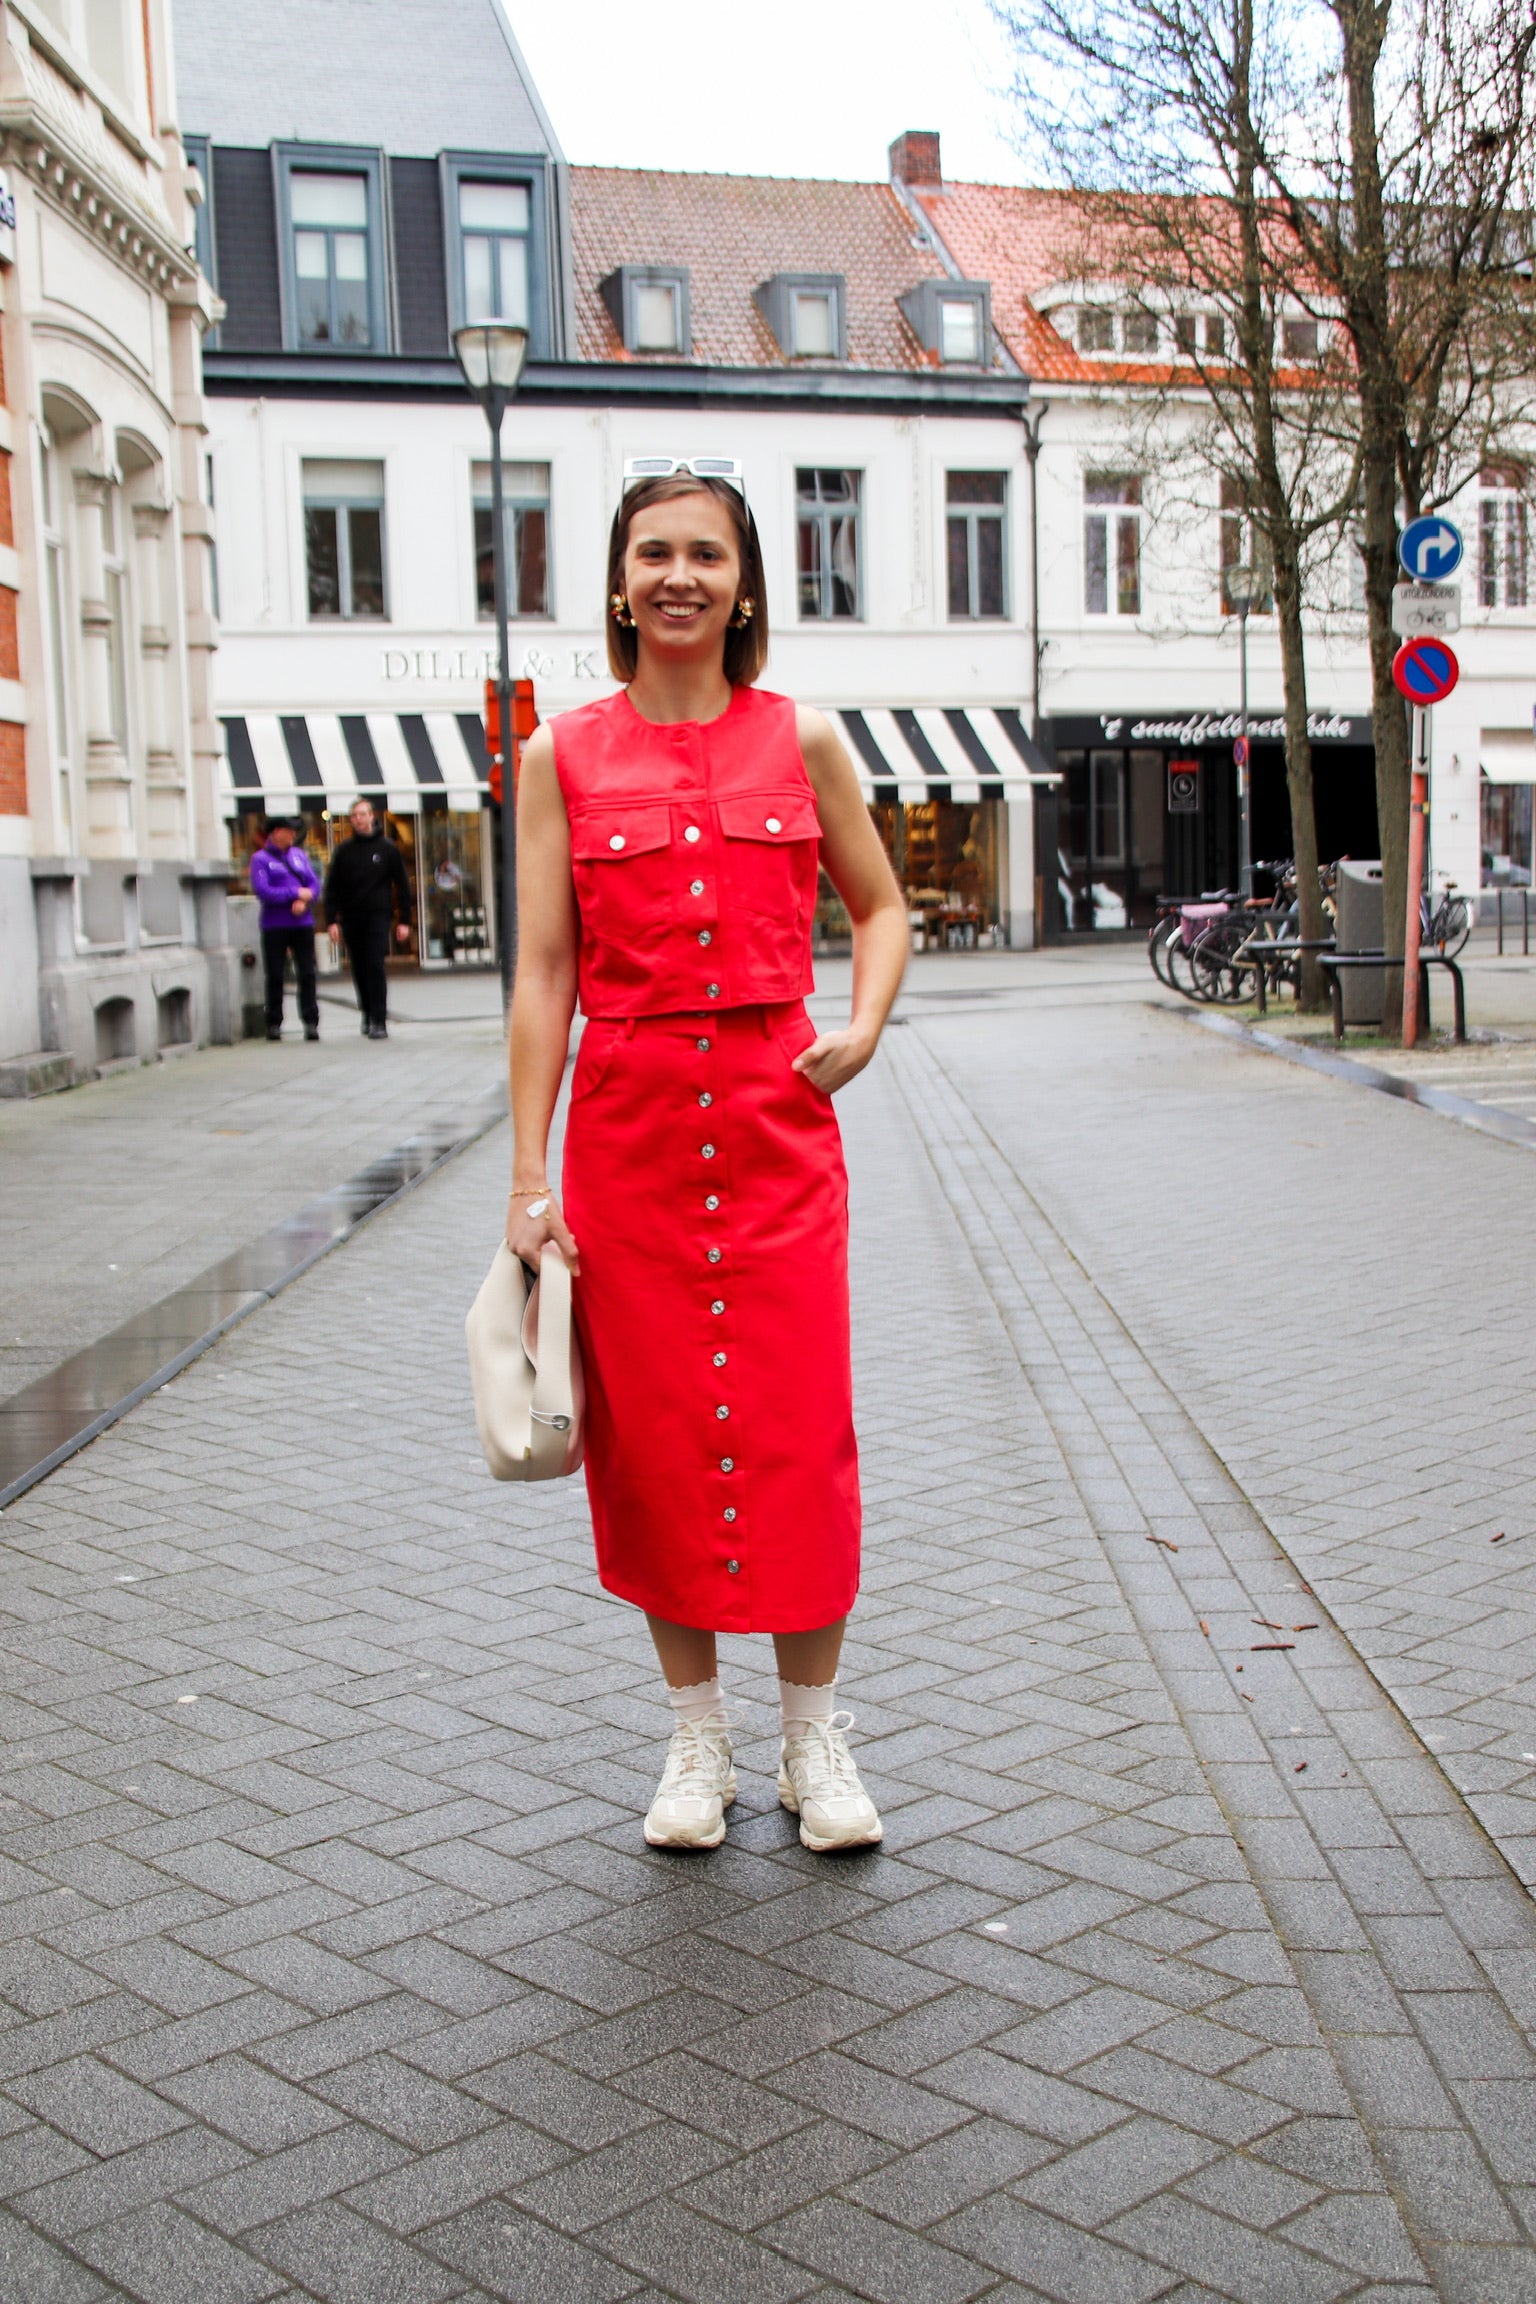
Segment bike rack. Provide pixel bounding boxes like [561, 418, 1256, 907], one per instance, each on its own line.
[1495, 886, 1531, 958]
[1319, 952, 1466, 1044]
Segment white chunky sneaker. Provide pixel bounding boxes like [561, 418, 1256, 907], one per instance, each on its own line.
[644, 1719, 736, 1849]
[778, 1712, 883, 1851]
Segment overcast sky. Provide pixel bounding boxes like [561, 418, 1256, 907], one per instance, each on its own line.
[505, 0, 1036, 184]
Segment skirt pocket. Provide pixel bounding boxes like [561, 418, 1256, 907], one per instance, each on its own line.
[569, 1020, 626, 1104]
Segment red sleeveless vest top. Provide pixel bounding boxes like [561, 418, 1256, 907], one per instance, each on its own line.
[552, 685, 820, 1018]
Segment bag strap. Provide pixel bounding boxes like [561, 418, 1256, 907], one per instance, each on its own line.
[527, 1245, 575, 1472]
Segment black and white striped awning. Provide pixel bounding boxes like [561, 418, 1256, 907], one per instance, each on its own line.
[220, 704, 1054, 811]
[827, 708, 1054, 802]
[220, 712, 493, 809]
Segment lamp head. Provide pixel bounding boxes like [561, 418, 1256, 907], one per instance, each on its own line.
[1225, 561, 1258, 611]
[453, 321, 529, 401]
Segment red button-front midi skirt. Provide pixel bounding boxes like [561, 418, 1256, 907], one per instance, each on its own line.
[561, 999, 860, 1634]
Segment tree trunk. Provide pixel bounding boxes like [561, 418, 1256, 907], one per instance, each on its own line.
[1271, 554, 1326, 1006]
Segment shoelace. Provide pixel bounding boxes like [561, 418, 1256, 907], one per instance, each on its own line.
[659, 1718, 733, 1795]
[786, 1710, 863, 1798]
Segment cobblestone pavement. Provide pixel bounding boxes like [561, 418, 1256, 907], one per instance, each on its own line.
[0, 978, 504, 1399]
[0, 968, 1533, 2301]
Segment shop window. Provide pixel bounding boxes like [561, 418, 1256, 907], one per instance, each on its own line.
[472, 461, 550, 618]
[1084, 473, 1142, 615]
[275, 151, 388, 352]
[947, 472, 1008, 619]
[796, 469, 861, 619]
[1482, 777, 1533, 884]
[1479, 466, 1529, 609]
[1219, 475, 1274, 613]
[303, 459, 386, 619]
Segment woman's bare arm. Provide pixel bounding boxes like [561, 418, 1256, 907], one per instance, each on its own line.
[506, 726, 582, 1269]
[796, 706, 908, 1093]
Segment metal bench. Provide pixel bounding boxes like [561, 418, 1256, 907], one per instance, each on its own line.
[1317, 951, 1466, 1044]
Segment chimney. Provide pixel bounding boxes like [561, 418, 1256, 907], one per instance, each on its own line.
[888, 131, 941, 189]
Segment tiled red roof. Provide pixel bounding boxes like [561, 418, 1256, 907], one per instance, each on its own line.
[913, 183, 1126, 382]
[569, 166, 1010, 373]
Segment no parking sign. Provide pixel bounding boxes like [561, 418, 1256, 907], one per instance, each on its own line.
[1391, 636, 1459, 706]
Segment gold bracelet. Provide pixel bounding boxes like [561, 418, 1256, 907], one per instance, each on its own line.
[508, 1184, 551, 1199]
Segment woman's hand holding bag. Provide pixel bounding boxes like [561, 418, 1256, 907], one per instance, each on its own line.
[466, 1242, 585, 1480]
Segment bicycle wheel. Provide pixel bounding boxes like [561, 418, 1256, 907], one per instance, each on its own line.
[1165, 933, 1205, 1001]
[1148, 916, 1181, 987]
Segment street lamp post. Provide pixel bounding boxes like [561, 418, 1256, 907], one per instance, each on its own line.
[1020, 404, 1047, 744]
[1226, 561, 1258, 899]
[453, 320, 529, 1003]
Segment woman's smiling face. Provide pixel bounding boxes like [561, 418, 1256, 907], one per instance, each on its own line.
[623, 489, 742, 668]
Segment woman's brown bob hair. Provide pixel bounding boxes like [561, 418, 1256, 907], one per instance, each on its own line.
[605, 474, 769, 686]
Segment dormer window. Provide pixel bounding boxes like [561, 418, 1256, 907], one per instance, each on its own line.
[1282, 316, 1320, 361]
[754, 274, 847, 361]
[600, 266, 692, 356]
[1076, 307, 1115, 353]
[1121, 311, 1158, 354]
[274, 147, 389, 353]
[900, 280, 991, 365]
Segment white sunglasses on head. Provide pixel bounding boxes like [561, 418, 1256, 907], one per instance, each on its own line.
[622, 455, 746, 497]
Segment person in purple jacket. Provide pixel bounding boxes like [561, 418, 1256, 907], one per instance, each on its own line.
[250, 819, 322, 1041]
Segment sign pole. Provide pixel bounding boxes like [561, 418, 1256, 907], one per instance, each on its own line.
[1402, 704, 1429, 1048]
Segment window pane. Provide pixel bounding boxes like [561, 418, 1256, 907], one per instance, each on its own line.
[334, 264, 371, 344]
[797, 517, 824, 616]
[306, 505, 341, 616]
[473, 505, 495, 618]
[793, 292, 835, 356]
[513, 505, 549, 615]
[947, 514, 971, 616]
[797, 468, 857, 506]
[333, 232, 367, 282]
[634, 282, 679, 351]
[1085, 472, 1140, 506]
[459, 180, 529, 232]
[294, 229, 328, 280]
[1122, 311, 1157, 353]
[1116, 514, 1141, 614]
[1078, 308, 1114, 352]
[304, 459, 385, 502]
[346, 506, 385, 617]
[1282, 318, 1318, 359]
[947, 471, 1005, 505]
[829, 515, 858, 615]
[1085, 513, 1107, 613]
[495, 236, 530, 326]
[975, 516, 1005, 616]
[291, 172, 368, 227]
[1205, 314, 1226, 355]
[463, 236, 494, 323]
[1510, 502, 1528, 608]
[105, 568, 128, 749]
[1092, 753, 1125, 864]
[1175, 315, 1198, 355]
[939, 298, 979, 361]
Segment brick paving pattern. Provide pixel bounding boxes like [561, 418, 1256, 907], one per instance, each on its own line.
[0, 963, 1531, 2300]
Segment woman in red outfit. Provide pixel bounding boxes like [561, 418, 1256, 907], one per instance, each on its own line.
[506, 463, 908, 1851]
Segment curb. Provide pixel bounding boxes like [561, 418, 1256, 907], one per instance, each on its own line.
[1185, 1007, 1536, 1152]
[0, 1086, 508, 1511]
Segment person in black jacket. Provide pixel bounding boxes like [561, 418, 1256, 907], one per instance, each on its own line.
[324, 799, 413, 1038]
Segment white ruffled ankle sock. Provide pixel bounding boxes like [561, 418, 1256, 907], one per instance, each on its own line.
[780, 1678, 837, 1738]
[667, 1676, 727, 1731]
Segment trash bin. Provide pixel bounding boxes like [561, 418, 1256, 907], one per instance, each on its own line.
[1336, 859, 1384, 1024]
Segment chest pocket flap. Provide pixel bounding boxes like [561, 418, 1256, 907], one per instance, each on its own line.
[716, 791, 821, 844]
[570, 805, 672, 861]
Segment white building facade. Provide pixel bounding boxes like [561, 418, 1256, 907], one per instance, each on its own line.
[0, 0, 224, 1089]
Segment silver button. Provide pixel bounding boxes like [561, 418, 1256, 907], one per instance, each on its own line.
[711, 1299, 725, 1315]
[684, 825, 702, 843]
[708, 1248, 722, 1264]
[705, 1194, 719, 1210]
[724, 1508, 737, 1524]
[696, 1037, 711, 1051]
[713, 1352, 726, 1367]
[699, 1092, 712, 1107]
[690, 879, 705, 896]
[765, 816, 782, 834]
[698, 930, 712, 947]
[701, 1143, 716, 1160]
[716, 1405, 729, 1420]
[721, 1456, 734, 1471]
[726, 1558, 739, 1573]
[609, 833, 626, 851]
[706, 984, 719, 998]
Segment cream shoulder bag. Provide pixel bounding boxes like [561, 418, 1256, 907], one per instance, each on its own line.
[465, 1243, 585, 1480]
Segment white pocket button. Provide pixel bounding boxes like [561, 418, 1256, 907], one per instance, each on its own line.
[765, 816, 782, 834]
[684, 826, 702, 843]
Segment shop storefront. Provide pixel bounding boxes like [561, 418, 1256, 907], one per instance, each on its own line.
[1043, 710, 1377, 933]
[222, 711, 497, 968]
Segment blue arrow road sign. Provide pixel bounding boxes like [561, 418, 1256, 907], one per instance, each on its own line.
[1399, 515, 1464, 582]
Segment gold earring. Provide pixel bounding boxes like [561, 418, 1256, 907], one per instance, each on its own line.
[609, 591, 635, 627]
[729, 597, 755, 628]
